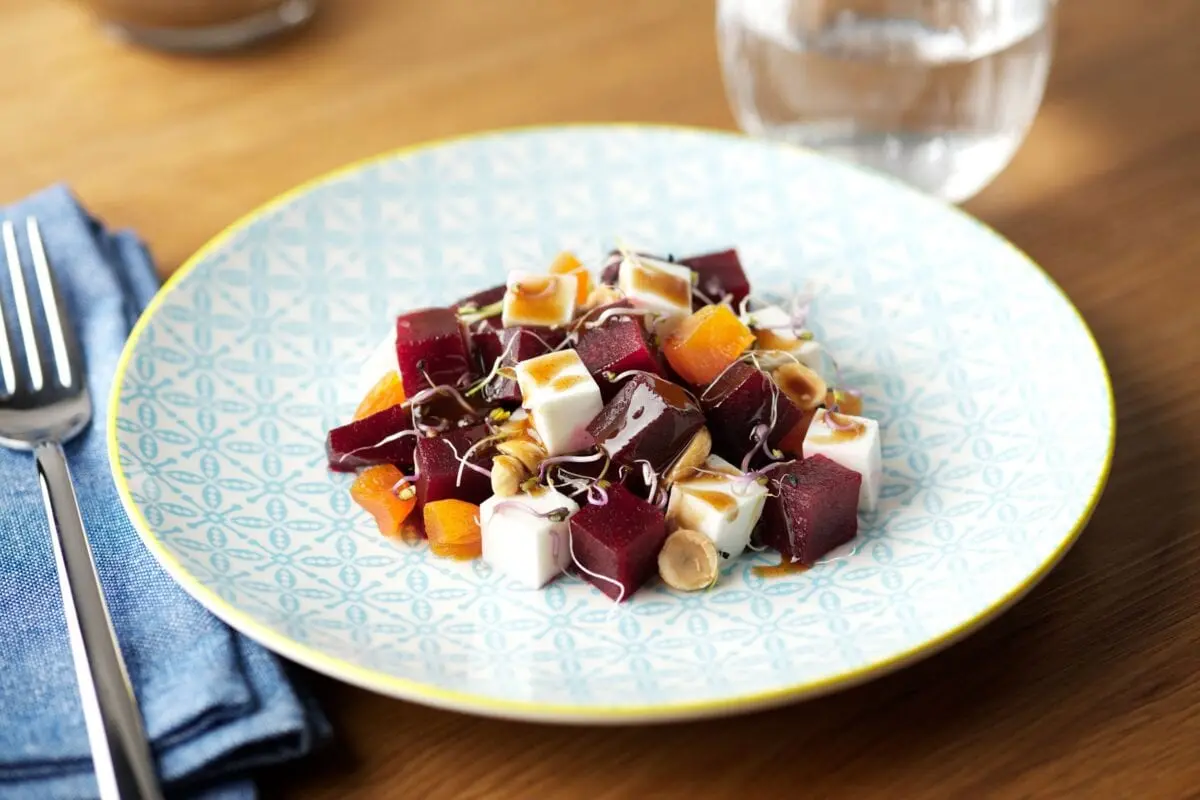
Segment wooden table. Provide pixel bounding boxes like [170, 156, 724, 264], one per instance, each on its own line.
[4, 1, 1198, 797]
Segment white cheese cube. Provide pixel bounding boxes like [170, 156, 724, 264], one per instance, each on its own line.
[617, 256, 694, 329]
[804, 409, 882, 512]
[666, 455, 767, 560]
[481, 489, 579, 589]
[501, 271, 577, 328]
[514, 350, 604, 456]
[357, 329, 399, 396]
[746, 305, 824, 374]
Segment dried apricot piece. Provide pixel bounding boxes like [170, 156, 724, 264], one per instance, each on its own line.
[549, 251, 592, 307]
[354, 372, 407, 420]
[663, 304, 755, 386]
[350, 464, 416, 537]
[423, 499, 483, 560]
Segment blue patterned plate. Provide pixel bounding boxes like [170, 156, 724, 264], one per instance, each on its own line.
[109, 126, 1113, 722]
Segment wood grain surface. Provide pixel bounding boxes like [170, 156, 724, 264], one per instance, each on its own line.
[4, 1, 1198, 797]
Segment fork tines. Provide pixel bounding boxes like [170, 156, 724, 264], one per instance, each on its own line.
[0, 218, 74, 397]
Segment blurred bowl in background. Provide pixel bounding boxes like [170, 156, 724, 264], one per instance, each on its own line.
[82, 0, 318, 53]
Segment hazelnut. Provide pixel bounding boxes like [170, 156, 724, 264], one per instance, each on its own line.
[658, 529, 720, 592]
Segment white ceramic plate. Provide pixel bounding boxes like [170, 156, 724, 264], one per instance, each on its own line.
[109, 126, 1113, 723]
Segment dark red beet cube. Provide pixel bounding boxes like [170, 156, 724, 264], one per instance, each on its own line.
[326, 404, 415, 473]
[568, 484, 667, 602]
[451, 284, 506, 329]
[680, 249, 751, 309]
[588, 373, 704, 472]
[470, 326, 564, 404]
[395, 308, 473, 392]
[414, 423, 494, 507]
[759, 456, 861, 564]
[701, 362, 803, 467]
[575, 316, 665, 400]
[598, 251, 624, 285]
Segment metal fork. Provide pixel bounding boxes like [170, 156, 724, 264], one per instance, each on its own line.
[0, 219, 162, 800]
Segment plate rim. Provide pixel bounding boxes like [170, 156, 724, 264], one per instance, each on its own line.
[107, 123, 1116, 723]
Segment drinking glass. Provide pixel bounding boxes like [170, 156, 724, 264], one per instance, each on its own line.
[82, 0, 318, 52]
[717, 0, 1056, 202]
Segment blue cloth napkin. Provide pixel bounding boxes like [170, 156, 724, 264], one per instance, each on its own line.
[0, 186, 328, 799]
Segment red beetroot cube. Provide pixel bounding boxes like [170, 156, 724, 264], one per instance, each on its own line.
[701, 362, 803, 467]
[587, 373, 704, 472]
[680, 249, 751, 309]
[598, 250, 624, 285]
[395, 308, 473, 392]
[451, 284, 506, 329]
[759, 456, 861, 564]
[470, 326, 564, 404]
[414, 423, 495, 507]
[575, 315, 665, 399]
[326, 404, 415, 473]
[569, 484, 667, 602]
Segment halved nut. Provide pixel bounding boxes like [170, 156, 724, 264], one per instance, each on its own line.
[582, 283, 624, 310]
[772, 362, 827, 411]
[664, 427, 711, 485]
[496, 437, 547, 474]
[491, 454, 529, 497]
[658, 528, 720, 592]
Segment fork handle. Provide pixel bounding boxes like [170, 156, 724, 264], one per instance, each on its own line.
[35, 442, 163, 800]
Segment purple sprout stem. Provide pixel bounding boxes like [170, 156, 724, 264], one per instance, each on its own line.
[538, 450, 606, 482]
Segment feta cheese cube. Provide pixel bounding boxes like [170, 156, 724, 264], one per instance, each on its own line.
[666, 455, 767, 559]
[514, 350, 604, 456]
[501, 271, 577, 328]
[617, 256, 694, 329]
[746, 305, 824, 374]
[480, 489, 579, 588]
[803, 409, 882, 512]
[357, 329, 399, 396]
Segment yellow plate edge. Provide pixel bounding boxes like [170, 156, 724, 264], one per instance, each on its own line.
[106, 122, 1116, 724]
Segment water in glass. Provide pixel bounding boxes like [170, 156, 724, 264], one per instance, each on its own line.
[718, 0, 1055, 202]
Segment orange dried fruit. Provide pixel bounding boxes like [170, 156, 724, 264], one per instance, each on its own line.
[423, 499, 483, 560]
[354, 371, 406, 420]
[663, 304, 756, 386]
[549, 251, 592, 307]
[350, 464, 416, 537]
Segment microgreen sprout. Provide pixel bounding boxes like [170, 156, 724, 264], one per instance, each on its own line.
[395, 460, 421, 488]
[457, 299, 504, 325]
[585, 306, 663, 329]
[490, 500, 571, 523]
[465, 333, 524, 397]
[333, 428, 419, 466]
[568, 531, 626, 605]
[537, 450, 607, 483]
[822, 407, 858, 432]
[444, 436, 493, 487]
[635, 459, 660, 504]
[740, 424, 773, 473]
[404, 383, 476, 415]
[586, 480, 610, 506]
